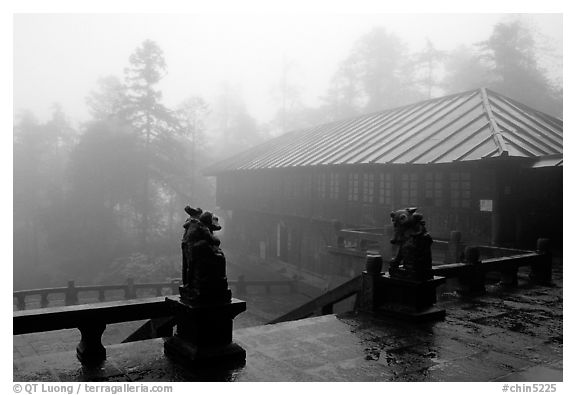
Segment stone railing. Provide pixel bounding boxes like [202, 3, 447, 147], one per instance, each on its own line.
[269, 275, 362, 324]
[328, 227, 466, 264]
[14, 277, 298, 311]
[328, 227, 541, 265]
[270, 238, 553, 323]
[13, 279, 180, 311]
[13, 296, 175, 365]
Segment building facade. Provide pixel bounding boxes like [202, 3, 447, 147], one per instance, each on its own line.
[205, 89, 562, 278]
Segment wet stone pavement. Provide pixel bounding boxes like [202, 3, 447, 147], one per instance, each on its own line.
[13, 265, 562, 382]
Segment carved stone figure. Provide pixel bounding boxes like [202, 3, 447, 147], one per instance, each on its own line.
[180, 206, 231, 303]
[389, 207, 433, 280]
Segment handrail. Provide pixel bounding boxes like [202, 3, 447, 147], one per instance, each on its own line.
[14, 296, 171, 335]
[330, 227, 537, 265]
[13, 295, 244, 366]
[13, 278, 297, 310]
[269, 243, 551, 324]
[268, 275, 362, 324]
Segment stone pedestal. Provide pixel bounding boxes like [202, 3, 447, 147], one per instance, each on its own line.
[376, 274, 446, 321]
[77, 323, 107, 366]
[163, 297, 246, 367]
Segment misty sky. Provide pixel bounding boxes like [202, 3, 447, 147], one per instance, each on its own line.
[13, 13, 562, 126]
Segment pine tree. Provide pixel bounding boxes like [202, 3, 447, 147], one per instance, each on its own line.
[123, 39, 179, 251]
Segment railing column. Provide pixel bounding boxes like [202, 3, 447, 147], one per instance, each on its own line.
[170, 279, 180, 295]
[65, 280, 78, 306]
[531, 238, 553, 285]
[236, 275, 247, 295]
[445, 231, 463, 264]
[125, 278, 136, 299]
[16, 295, 26, 311]
[98, 289, 106, 302]
[77, 323, 107, 366]
[359, 255, 383, 312]
[155, 286, 162, 297]
[40, 293, 49, 308]
[458, 246, 485, 296]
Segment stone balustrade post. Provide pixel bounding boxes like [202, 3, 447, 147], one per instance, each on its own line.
[531, 238, 553, 285]
[458, 246, 485, 296]
[16, 295, 26, 311]
[76, 323, 107, 366]
[445, 231, 463, 264]
[125, 278, 136, 299]
[40, 293, 49, 308]
[65, 280, 78, 306]
[170, 279, 180, 295]
[359, 255, 383, 312]
[236, 275, 247, 295]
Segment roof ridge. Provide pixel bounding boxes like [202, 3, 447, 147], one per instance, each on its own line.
[480, 88, 509, 156]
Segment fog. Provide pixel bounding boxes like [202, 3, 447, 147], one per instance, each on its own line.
[14, 13, 562, 125]
[12, 11, 563, 321]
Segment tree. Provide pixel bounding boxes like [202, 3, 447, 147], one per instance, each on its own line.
[324, 27, 424, 117]
[210, 83, 267, 158]
[13, 107, 76, 288]
[441, 45, 493, 94]
[52, 120, 144, 280]
[176, 96, 209, 150]
[321, 56, 363, 121]
[477, 20, 562, 116]
[412, 38, 446, 99]
[86, 75, 128, 121]
[268, 57, 308, 135]
[123, 39, 180, 250]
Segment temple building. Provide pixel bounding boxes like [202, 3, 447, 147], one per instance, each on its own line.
[204, 88, 562, 279]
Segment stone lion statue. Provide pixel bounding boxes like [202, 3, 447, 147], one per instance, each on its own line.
[180, 206, 230, 303]
[389, 207, 433, 280]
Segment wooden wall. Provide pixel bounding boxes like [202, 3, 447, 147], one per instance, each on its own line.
[214, 160, 562, 276]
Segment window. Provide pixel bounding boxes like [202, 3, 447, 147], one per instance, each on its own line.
[302, 174, 312, 199]
[450, 172, 471, 208]
[425, 172, 444, 207]
[317, 173, 326, 199]
[329, 172, 340, 200]
[348, 173, 359, 201]
[378, 173, 393, 206]
[362, 173, 375, 203]
[401, 173, 418, 205]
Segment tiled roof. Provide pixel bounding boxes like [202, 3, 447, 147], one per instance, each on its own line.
[205, 88, 562, 174]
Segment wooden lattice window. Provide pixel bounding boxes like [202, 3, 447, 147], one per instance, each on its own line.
[400, 173, 418, 206]
[362, 173, 375, 203]
[348, 173, 359, 201]
[317, 173, 326, 199]
[425, 172, 444, 207]
[378, 173, 393, 205]
[329, 172, 340, 200]
[450, 172, 471, 208]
